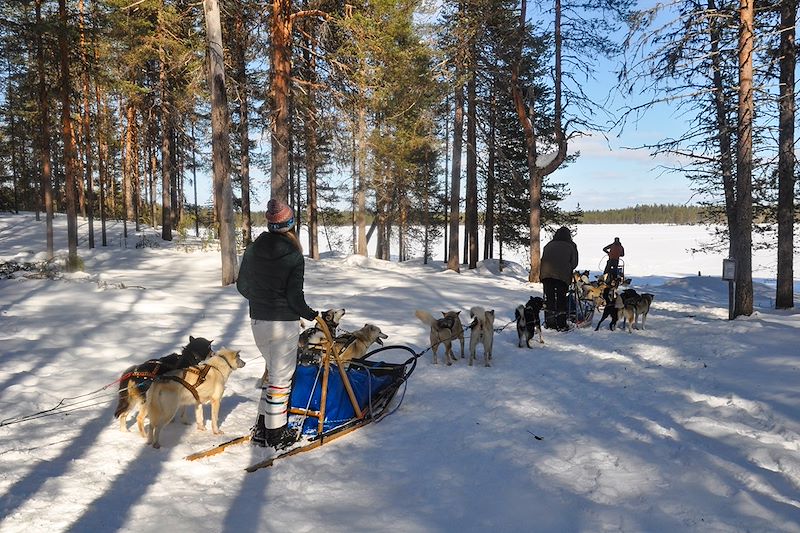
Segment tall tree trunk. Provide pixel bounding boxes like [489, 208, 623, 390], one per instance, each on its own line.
[160, 42, 172, 241]
[356, 105, 367, 255]
[191, 119, 200, 237]
[734, 0, 754, 316]
[170, 128, 178, 229]
[125, 104, 137, 223]
[512, 0, 567, 283]
[465, 39, 478, 270]
[443, 93, 449, 262]
[149, 117, 157, 228]
[79, 0, 94, 248]
[775, 0, 795, 309]
[204, 0, 239, 285]
[447, 65, 464, 272]
[36, 0, 54, 259]
[233, 6, 252, 246]
[709, 0, 737, 258]
[94, 87, 108, 247]
[58, 0, 79, 270]
[270, 0, 292, 200]
[304, 23, 320, 260]
[73, 119, 86, 217]
[512, 0, 541, 282]
[484, 87, 496, 260]
[8, 61, 19, 214]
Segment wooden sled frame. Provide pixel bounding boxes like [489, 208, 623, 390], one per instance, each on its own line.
[288, 315, 364, 436]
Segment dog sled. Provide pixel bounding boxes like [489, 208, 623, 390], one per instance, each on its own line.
[542, 278, 595, 330]
[187, 316, 417, 471]
[568, 280, 595, 328]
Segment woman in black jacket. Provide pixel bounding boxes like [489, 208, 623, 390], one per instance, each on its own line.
[237, 199, 318, 450]
[540, 226, 579, 331]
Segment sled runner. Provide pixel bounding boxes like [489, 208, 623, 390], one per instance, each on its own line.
[186, 316, 417, 468]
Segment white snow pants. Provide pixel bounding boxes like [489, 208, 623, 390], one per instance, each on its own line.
[251, 319, 300, 429]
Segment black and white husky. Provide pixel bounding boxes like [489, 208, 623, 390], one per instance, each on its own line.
[515, 296, 545, 347]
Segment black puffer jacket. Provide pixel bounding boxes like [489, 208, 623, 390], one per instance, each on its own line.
[540, 227, 579, 284]
[237, 232, 317, 321]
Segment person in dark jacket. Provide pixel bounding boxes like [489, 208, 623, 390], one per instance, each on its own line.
[237, 198, 318, 450]
[602, 237, 624, 281]
[540, 226, 579, 331]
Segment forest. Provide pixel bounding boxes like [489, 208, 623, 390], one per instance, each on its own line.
[0, 0, 796, 316]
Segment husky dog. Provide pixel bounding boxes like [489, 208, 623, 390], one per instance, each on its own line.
[515, 296, 545, 347]
[415, 310, 465, 365]
[594, 281, 621, 331]
[145, 347, 246, 449]
[297, 308, 346, 364]
[617, 288, 654, 332]
[114, 336, 213, 436]
[621, 291, 655, 333]
[331, 324, 388, 363]
[468, 306, 495, 367]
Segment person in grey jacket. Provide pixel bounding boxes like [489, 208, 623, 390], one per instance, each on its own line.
[237, 198, 318, 450]
[540, 226, 579, 331]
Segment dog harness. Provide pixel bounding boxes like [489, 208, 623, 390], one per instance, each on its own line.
[436, 316, 455, 330]
[161, 355, 238, 401]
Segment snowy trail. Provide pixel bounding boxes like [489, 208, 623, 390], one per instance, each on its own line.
[1, 213, 800, 533]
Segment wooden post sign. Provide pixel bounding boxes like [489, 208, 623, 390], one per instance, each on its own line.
[722, 258, 735, 320]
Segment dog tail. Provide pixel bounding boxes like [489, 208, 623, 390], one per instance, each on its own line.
[414, 309, 436, 326]
[469, 306, 486, 329]
[114, 381, 130, 419]
[515, 305, 525, 322]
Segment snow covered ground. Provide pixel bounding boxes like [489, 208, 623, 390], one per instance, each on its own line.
[1, 212, 799, 533]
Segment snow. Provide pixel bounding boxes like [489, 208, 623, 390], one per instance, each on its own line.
[1, 212, 799, 533]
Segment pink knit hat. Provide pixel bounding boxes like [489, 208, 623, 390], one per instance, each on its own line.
[266, 199, 295, 233]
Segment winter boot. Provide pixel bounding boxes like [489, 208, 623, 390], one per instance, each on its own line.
[266, 424, 297, 451]
[251, 415, 267, 447]
[544, 309, 558, 330]
[556, 313, 570, 332]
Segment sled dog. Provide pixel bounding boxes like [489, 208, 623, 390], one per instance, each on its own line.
[594, 281, 621, 331]
[331, 324, 388, 363]
[145, 347, 245, 449]
[414, 310, 465, 365]
[468, 306, 495, 367]
[114, 336, 213, 436]
[297, 308, 346, 363]
[618, 289, 655, 333]
[515, 296, 545, 348]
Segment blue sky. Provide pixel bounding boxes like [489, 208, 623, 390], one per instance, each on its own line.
[551, 127, 695, 212]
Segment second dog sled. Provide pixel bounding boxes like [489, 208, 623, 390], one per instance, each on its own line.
[187, 316, 417, 471]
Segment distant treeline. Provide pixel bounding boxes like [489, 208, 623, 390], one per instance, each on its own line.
[247, 204, 708, 226]
[579, 204, 708, 225]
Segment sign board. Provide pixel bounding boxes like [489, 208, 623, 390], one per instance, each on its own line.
[722, 258, 736, 281]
